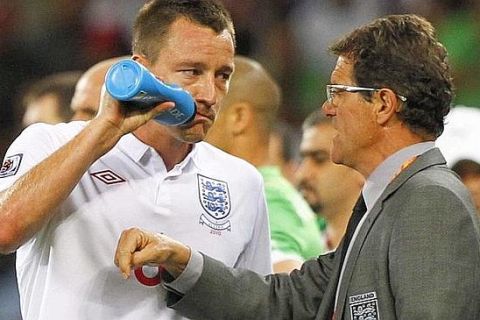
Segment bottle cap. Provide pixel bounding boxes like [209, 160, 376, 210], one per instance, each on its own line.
[105, 60, 143, 100]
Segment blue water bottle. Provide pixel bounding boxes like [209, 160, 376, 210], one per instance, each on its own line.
[105, 59, 196, 126]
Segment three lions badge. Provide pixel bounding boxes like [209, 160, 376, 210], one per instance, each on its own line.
[198, 174, 232, 232]
[349, 291, 380, 320]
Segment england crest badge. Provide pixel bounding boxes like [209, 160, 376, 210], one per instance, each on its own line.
[197, 174, 232, 232]
[0, 154, 23, 178]
[349, 291, 380, 320]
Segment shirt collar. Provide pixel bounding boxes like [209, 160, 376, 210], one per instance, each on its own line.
[116, 133, 202, 170]
[362, 141, 435, 210]
[117, 133, 151, 163]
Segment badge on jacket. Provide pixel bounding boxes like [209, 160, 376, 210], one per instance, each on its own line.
[349, 291, 379, 320]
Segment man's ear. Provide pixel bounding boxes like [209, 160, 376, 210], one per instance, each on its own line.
[375, 88, 402, 126]
[132, 54, 150, 68]
[229, 102, 253, 135]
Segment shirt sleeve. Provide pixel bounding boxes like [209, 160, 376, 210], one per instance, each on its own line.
[232, 177, 273, 275]
[0, 124, 59, 192]
[163, 249, 204, 295]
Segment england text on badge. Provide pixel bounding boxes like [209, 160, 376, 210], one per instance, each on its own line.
[349, 291, 379, 320]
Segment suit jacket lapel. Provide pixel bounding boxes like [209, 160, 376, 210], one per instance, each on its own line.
[333, 148, 446, 318]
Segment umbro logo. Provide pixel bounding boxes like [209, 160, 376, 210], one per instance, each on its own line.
[90, 169, 126, 185]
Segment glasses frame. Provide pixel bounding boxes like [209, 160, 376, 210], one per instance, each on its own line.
[326, 84, 407, 103]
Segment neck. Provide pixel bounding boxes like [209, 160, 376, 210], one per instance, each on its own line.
[134, 122, 192, 171]
[354, 128, 427, 178]
[322, 200, 353, 227]
[321, 192, 360, 249]
[231, 132, 271, 168]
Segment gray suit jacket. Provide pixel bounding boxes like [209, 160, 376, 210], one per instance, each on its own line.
[169, 148, 480, 320]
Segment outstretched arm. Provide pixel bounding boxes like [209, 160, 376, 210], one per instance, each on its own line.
[114, 227, 191, 279]
[114, 227, 335, 320]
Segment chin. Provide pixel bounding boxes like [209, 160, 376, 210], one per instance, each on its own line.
[182, 129, 206, 143]
[176, 123, 209, 143]
[181, 133, 204, 143]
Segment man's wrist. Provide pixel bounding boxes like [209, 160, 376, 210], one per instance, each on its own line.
[83, 118, 124, 158]
[164, 242, 191, 278]
[163, 249, 204, 295]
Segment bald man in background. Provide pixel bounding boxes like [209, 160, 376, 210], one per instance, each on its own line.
[206, 55, 325, 272]
[21, 71, 82, 127]
[70, 56, 129, 120]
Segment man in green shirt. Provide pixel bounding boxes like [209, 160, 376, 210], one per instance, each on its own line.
[206, 55, 325, 272]
[297, 110, 364, 249]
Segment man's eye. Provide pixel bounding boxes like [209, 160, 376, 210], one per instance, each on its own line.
[301, 151, 329, 164]
[182, 69, 200, 76]
[314, 155, 329, 164]
[311, 152, 329, 163]
[219, 72, 231, 81]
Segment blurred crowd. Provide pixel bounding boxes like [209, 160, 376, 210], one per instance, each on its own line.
[2, 0, 480, 157]
[1, 0, 480, 319]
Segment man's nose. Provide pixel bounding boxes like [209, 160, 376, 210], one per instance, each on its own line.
[322, 100, 335, 117]
[295, 159, 311, 186]
[193, 75, 217, 108]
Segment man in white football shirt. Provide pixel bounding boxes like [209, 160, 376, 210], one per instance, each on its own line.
[0, 1, 272, 319]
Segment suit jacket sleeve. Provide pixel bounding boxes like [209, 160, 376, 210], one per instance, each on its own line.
[167, 251, 336, 320]
[389, 181, 480, 319]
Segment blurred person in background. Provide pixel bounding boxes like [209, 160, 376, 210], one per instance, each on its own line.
[0, 2, 42, 159]
[268, 121, 301, 185]
[21, 71, 82, 127]
[452, 159, 480, 214]
[436, 106, 480, 215]
[436, 106, 480, 166]
[0, 1, 272, 319]
[207, 55, 325, 273]
[71, 56, 130, 120]
[296, 109, 364, 250]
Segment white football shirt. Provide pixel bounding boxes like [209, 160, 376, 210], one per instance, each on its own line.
[0, 121, 272, 320]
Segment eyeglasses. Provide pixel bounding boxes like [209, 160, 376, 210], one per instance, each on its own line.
[326, 84, 407, 103]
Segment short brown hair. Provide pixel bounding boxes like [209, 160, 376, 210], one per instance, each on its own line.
[132, 0, 235, 63]
[330, 14, 453, 138]
[23, 71, 82, 120]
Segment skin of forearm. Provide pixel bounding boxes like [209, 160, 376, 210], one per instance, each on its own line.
[0, 118, 123, 253]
